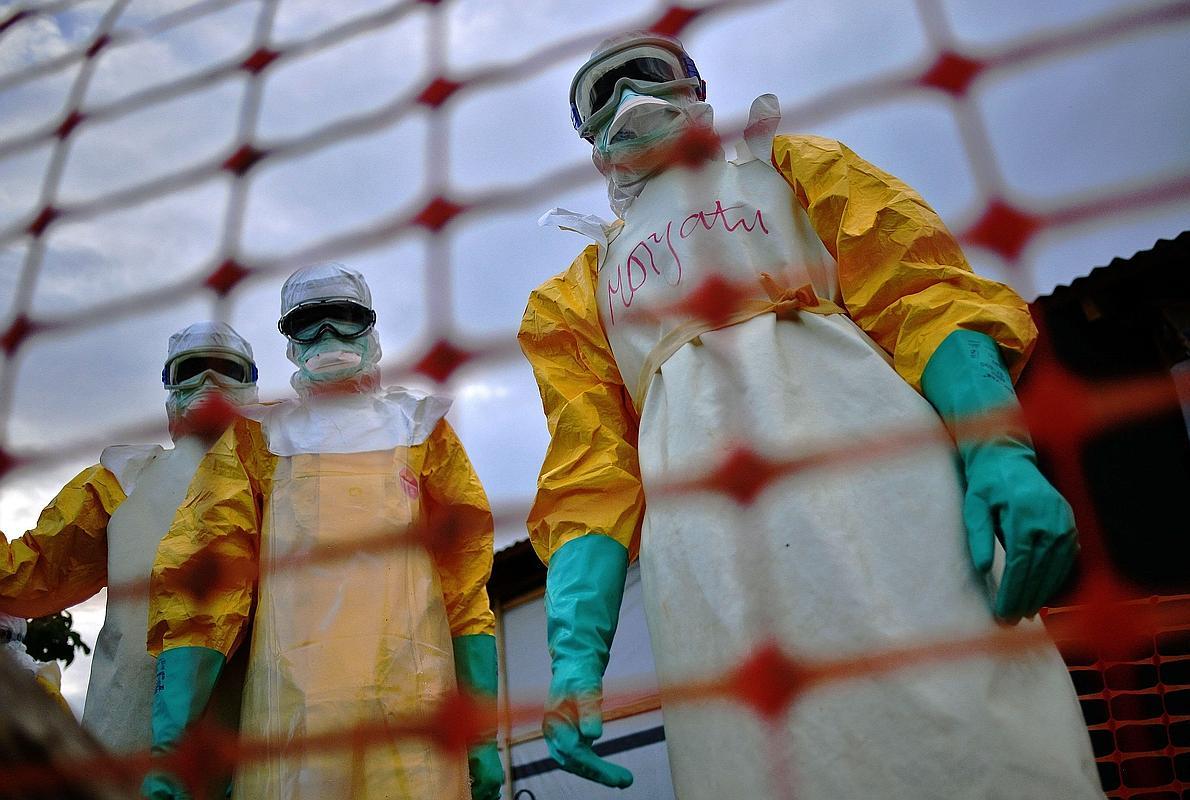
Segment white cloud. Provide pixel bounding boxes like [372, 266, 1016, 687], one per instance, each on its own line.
[455, 380, 511, 402]
[0, 64, 74, 140]
[7, 297, 207, 452]
[117, 0, 222, 26]
[268, 0, 400, 46]
[58, 589, 106, 717]
[0, 243, 23, 321]
[449, 179, 607, 340]
[940, 0, 1164, 48]
[87, 0, 260, 107]
[805, 92, 981, 226]
[687, 0, 928, 114]
[449, 357, 549, 508]
[980, 21, 1190, 207]
[257, 9, 429, 142]
[0, 12, 70, 73]
[0, 141, 54, 229]
[444, 0, 648, 72]
[32, 178, 229, 317]
[59, 75, 245, 203]
[448, 59, 583, 194]
[240, 112, 429, 258]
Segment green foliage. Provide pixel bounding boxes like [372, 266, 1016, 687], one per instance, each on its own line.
[24, 610, 91, 667]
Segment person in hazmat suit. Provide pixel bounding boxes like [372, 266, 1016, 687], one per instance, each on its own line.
[143, 262, 502, 800]
[0, 615, 135, 800]
[0, 612, 71, 714]
[518, 32, 1103, 799]
[0, 321, 259, 757]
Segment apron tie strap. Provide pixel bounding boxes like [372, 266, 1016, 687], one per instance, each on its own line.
[630, 278, 846, 411]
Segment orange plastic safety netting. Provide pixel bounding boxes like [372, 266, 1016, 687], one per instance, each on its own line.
[0, 0, 1188, 798]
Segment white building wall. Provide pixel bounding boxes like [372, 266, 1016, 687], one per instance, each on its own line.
[498, 563, 675, 799]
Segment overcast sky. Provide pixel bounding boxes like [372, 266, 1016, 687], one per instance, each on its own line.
[1, 0, 1188, 715]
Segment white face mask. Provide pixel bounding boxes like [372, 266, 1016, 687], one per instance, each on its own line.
[304, 349, 364, 374]
[165, 372, 258, 440]
[604, 93, 685, 144]
[288, 329, 382, 396]
[591, 88, 717, 216]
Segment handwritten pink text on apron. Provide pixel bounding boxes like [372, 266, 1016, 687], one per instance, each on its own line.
[605, 199, 770, 325]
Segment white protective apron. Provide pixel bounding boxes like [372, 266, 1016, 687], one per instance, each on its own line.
[233, 392, 468, 800]
[86, 439, 200, 752]
[581, 101, 1102, 800]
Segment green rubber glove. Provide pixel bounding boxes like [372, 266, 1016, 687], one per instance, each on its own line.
[141, 646, 226, 800]
[543, 535, 633, 789]
[452, 634, 503, 800]
[921, 329, 1079, 622]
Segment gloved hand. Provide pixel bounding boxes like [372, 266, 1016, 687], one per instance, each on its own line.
[452, 634, 503, 800]
[141, 772, 188, 800]
[921, 329, 1079, 622]
[466, 742, 503, 800]
[141, 646, 225, 800]
[543, 535, 633, 789]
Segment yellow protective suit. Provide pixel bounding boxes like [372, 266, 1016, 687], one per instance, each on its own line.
[1, 613, 74, 715]
[521, 123, 1100, 799]
[520, 132, 1036, 562]
[148, 412, 495, 800]
[0, 465, 125, 618]
[1, 441, 243, 758]
[1, 464, 128, 727]
[36, 669, 75, 716]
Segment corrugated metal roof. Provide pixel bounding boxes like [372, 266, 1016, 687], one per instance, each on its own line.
[1040, 230, 1190, 305]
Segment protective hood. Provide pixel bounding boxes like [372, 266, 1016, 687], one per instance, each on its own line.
[572, 31, 716, 217]
[164, 321, 258, 440]
[0, 613, 40, 676]
[281, 262, 382, 396]
[0, 613, 26, 642]
[165, 320, 255, 365]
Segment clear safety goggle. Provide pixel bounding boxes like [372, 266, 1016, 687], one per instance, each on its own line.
[278, 299, 377, 344]
[577, 76, 703, 143]
[163, 349, 257, 390]
[570, 43, 704, 141]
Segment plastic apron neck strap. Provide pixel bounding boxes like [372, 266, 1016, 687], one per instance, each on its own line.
[740, 91, 833, 300]
[100, 444, 165, 495]
[742, 93, 782, 167]
[538, 208, 622, 255]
